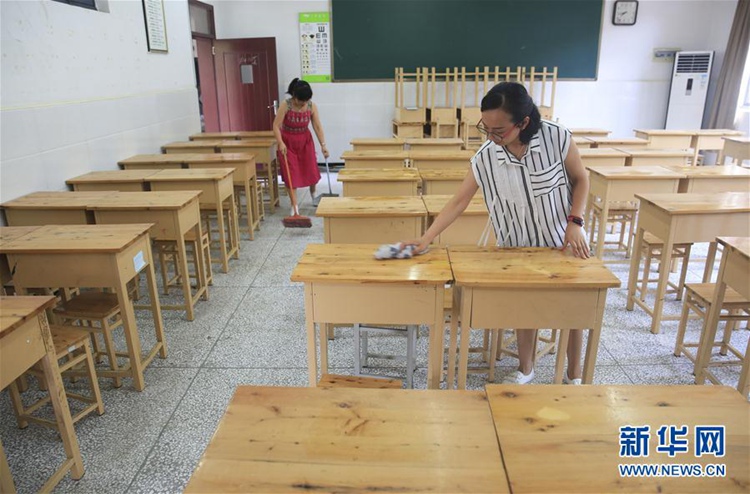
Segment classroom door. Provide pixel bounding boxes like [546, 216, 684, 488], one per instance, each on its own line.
[213, 38, 279, 131]
[194, 37, 220, 132]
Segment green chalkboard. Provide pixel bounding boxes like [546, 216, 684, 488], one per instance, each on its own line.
[331, 0, 603, 80]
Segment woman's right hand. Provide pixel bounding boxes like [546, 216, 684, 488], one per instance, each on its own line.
[401, 238, 430, 255]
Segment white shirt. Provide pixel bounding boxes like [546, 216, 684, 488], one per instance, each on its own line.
[471, 120, 573, 248]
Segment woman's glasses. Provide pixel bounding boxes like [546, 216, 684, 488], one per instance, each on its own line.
[475, 121, 519, 140]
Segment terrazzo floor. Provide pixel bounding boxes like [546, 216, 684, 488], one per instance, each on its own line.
[1, 171, 747, 493]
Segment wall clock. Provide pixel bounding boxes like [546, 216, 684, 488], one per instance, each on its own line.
[613, 0, 638, 26]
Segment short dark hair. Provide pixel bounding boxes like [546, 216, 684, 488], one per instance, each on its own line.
[480, 82, 541, 145]
[287, 78, 313, 101]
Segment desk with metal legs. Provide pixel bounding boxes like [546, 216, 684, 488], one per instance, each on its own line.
[291, 244, 451, 389]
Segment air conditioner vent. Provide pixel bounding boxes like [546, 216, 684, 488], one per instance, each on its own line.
[675, 53, 711, 74]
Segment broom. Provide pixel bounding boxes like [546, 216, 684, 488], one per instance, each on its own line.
[312, 157, 339, 207]
[280, 150, 312, 228]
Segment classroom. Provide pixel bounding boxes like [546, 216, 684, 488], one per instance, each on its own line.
[1, 0, 749, 492]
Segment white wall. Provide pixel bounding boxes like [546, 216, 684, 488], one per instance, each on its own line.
[209, 0, 738, 160]
[0, 0, 200, 202]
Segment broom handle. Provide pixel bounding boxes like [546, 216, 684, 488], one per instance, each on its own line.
[325, 157, 333, 194]
[280, 149, 298, 210]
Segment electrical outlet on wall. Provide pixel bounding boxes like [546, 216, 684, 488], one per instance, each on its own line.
[653, 48, 680, 63]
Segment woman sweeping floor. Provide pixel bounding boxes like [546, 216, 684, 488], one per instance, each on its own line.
[273, 78, 330, 221]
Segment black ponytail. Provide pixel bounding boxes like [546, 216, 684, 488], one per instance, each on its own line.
[286, 78, 313, 101]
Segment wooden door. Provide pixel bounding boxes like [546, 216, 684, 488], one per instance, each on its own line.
[214, 38, 279, 131]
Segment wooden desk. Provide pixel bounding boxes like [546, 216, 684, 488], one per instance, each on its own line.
[586, 166, 684, 259]
[183, 153, 261, 236]
[579, 148, 629, 167]
[485, 384, 749, 494]
[350, 138, 406, 152]
[216, 139, 278, 212]
[721, 136, 750, 166]
[148, 169, 239, 273]
[406, 138, 464, 151]
[1, 191, 109, 226]
[67, 170, 158, 192]
[0, 225, 166, 391]
[569, 128, 611, 138]
[117, 153, 261, 235]
[691, 129, 744, 164]
[588, 137, 649, 149]
[449, 247, 619, 389]
[236, 131, 275, 139]
[419, 168, 471, 195]
[118, 154, 186, 170]
[666, 165, 750, 193]
[423, 195, 495, 246]
[573, 136, 593, 148]
[633, 129, 694, 149]
[0, 227, 39, 293]
[162, 140, 221, 154]
[189, 132, 241, 141]
[337, 168, 420, 197]
[290, 244, 452, 389]
[696, 237, 750, 396]
[409, 150, 474, 170]
[340, 150, 409, 169]
[626, 193, 750, 333]
[617, 148, 693, 167]
[0, 296, 84, 492]
[185, 386, 509, 493]
[89, 191, 207, 321]
[316, 196, 426, 244]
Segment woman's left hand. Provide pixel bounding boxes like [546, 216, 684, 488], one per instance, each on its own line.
[321, 145, 330, 159]
[561, 224, 590, 259]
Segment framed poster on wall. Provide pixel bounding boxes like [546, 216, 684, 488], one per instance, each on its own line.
[299, 12, 331, 83]
[142, 0, 168, 53]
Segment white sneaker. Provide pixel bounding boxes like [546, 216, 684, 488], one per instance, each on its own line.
[563, 373, 582, 385]
[502, 369, 535, 384]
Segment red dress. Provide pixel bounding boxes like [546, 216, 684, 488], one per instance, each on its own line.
[276, 99, 321, 188]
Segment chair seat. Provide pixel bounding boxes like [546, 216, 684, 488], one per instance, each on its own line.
[685, 283, 750, 307]
[50, 326, 91, 355]
[318, 374, 403, 389]
[53, 292, 120, 319]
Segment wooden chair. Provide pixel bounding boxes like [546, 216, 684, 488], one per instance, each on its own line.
[318, 374, 403, 389]
[256, 159, 280, 213]
[522, 66, 558, 120]
[155, 228, 213, 294]
[587, 200, 638, 257]
[353, 324, 418, 388]
[9, 326, 104, 429]
[53, 291, 126, 388]
[674, 283, 750, 390]
[635, 232, 692, 302]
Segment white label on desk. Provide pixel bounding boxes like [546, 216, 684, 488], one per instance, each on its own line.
[133, 251, 146, 272]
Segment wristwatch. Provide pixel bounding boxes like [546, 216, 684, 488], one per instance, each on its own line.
[567, 215, 584, 227]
